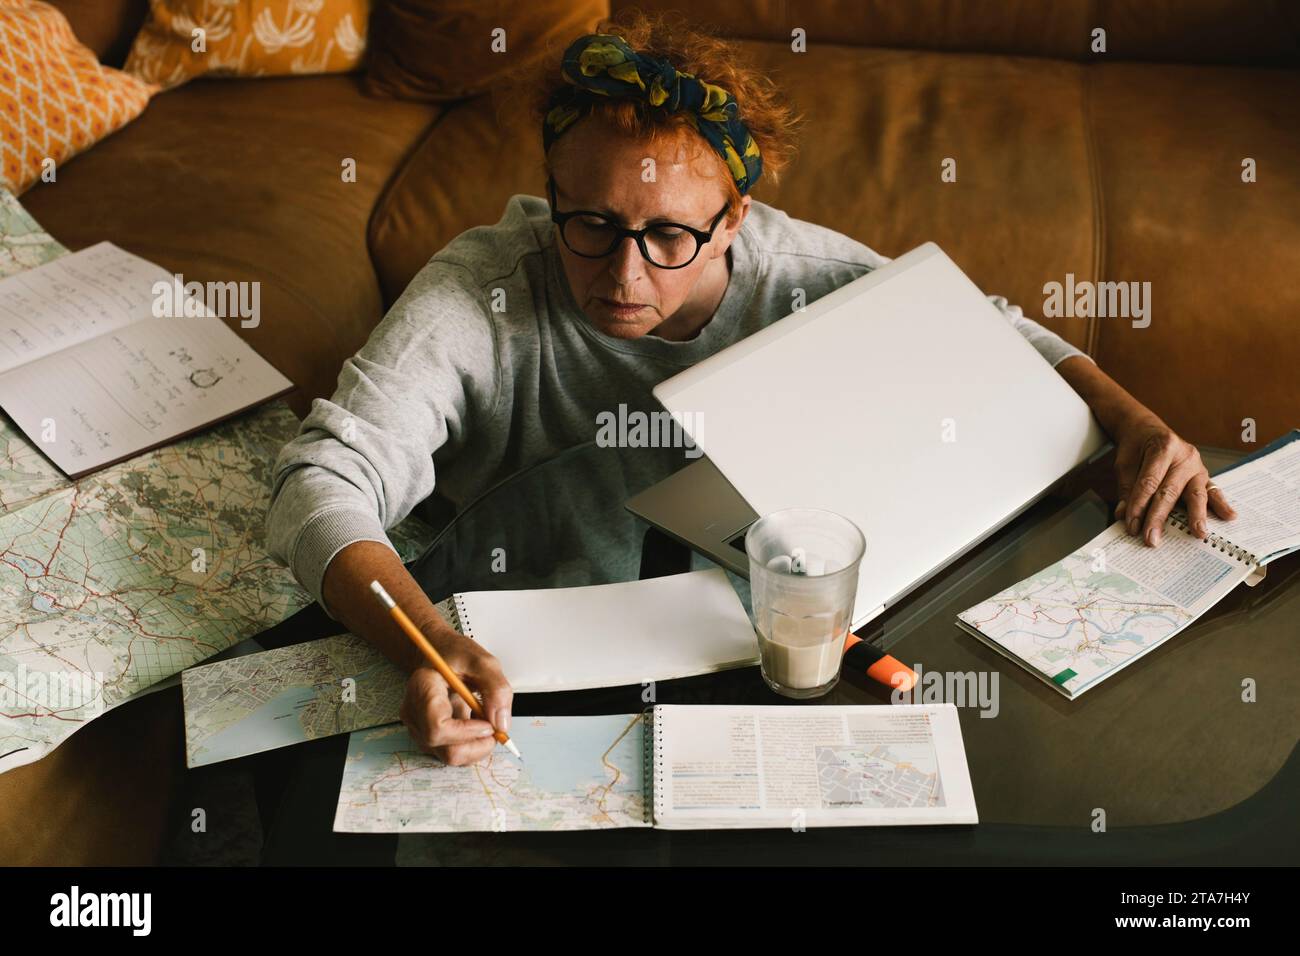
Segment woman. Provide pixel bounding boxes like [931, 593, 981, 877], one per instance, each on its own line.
[266, 13, 1235, 767]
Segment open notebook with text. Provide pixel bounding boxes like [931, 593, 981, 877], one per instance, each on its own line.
[0, 242, 292, 478]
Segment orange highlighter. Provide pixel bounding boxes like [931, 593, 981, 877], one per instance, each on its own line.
[843, 633, 917, 692]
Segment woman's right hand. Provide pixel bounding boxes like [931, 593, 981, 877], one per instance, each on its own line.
[398, 626, 513, 767]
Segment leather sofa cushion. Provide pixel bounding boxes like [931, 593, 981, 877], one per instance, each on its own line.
[364, 0, 609, 101]
[21, 75, 442, 415]
[0, 688, 182, 865]
[611, 0, 1299, 65]
[47, 0, 149, 66]
[369, 90, 550, 307]
[1088, 61, 1300, 447]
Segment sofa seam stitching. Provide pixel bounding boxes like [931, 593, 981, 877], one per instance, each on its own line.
[365, 101, 461, 299]
[1081, 52, 1106, 360]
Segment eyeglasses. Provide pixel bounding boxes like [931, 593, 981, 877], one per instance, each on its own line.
[548, 175, 730, 270]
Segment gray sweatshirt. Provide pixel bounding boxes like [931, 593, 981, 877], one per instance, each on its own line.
[266, 194, 1092, 617]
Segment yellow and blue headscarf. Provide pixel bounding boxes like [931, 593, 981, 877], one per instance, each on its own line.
[543, 33, 763, 196]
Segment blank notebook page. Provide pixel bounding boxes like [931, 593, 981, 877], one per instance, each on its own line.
[453, 569, 760, 692]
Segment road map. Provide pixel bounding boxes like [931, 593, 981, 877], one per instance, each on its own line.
[0, 192, 438, 772]
[957, 520, 1245, 696]
[816, 741, 944, 809]
[0, 191, 76, 514]
[0, 401, 318, 770]
[0, 188, 64, 280]
[181, 597, 463, 765]
[183, 632, 407, 766]
[334, 714, 648, 833]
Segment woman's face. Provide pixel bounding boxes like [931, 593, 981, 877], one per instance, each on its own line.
[549, 118, 750, 340]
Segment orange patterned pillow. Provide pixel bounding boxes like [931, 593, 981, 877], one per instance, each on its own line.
[125, 0, 369, 91]
[0, 1, 156, 195]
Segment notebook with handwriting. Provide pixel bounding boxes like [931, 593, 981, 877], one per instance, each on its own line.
[0, 242, 293, 478]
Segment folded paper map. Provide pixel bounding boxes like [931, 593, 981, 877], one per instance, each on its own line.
[0, 193, 438, 773]
[183, 632, 407, 767]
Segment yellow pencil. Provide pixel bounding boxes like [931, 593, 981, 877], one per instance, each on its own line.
[369, 580, 522, 760]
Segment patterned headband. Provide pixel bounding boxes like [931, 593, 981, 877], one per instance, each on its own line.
[542, 33, 763, 196]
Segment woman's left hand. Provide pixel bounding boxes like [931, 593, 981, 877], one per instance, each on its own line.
[1111, 413, 1237, 545]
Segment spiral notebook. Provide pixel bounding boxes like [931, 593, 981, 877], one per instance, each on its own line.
[333, 704, 978, 833]
[957, 429, 1300, 699]
[432, 568, 760, 693]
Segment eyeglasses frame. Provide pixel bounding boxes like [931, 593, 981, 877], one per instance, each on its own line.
[547, 175, 730, 270]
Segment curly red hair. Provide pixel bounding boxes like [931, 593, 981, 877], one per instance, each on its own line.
[498, 6, 803, 222]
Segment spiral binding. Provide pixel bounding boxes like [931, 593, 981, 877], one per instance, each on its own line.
[452, 593, 475, 640]
[641, 705, 659, 825]
[1167, 510, 1260, 567]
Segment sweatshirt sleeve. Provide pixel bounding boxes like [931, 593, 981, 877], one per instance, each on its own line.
[265, 260, 499, 619]
[987, 293, 1094, 369]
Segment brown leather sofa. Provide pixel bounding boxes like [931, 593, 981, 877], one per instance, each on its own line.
[3, 0, 1296, 864]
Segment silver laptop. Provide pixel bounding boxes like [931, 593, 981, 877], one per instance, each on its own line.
[627, 242, 1111, 631]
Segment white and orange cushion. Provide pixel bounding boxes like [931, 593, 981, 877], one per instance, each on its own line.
[125, 0, 369, 91]
[0, 0, 156, 194]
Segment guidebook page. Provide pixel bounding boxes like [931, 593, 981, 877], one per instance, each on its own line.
[653, 704, 977, 828]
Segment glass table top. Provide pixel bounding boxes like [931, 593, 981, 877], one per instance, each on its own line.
[258, 440, 1300, 865]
